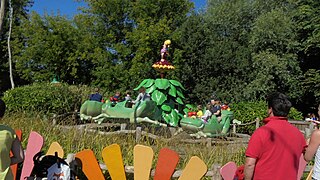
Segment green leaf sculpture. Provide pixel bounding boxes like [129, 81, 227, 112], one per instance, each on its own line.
[176, 97, 184, 105]
[176, 89, 185, 99]
[167, 110, 179, 127]
[161, 104, 172, 112]
[144, 79, 155, 88]
[134, 78, 186, 127]
[134, 79, 148, 90]
[168, 84, 177, 97]
[155, 79, 170, 90]
[169, 80, 185, 90]
[151, 90, 167, 105]
[146, 85, 156, 94]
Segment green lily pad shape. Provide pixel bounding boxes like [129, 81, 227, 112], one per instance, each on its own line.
[151, 90, 167, 105]
[161, 104, 171, 112]
[169, 80, 185, 90]
[146, 85, 156, 94]
[155, 79, 170, 90]
[176, 97, 184, 105]
[176, 89, 185, 99]
[134, 79, 148, 90]
[168, 84, 177, 97]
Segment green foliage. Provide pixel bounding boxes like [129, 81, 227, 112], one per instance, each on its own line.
[13, 13, 98, 84]
[232, 101, 303, 134]
[135, 78, 185, 126]
[2, 83, 92, 115]
[1, 0, 320, 116]
[302, 69, 320, 108]
[293, 0, 320, 71]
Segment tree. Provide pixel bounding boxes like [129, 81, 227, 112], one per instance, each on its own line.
[0, 0, 6, 34]
[246, 8, 303, 101]
[8, 0, 14, 88]
[12, 12, 98, 84]
[79, 0, 193, 93]
[293, 0, 320, 71]
[0, 0, 33, 93]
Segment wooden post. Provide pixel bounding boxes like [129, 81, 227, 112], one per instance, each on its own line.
[233, 124, 236, 134]
[136, 127, 142, 143]
[121, 123, 127, 131]
[52, 114, 57, 126]
[211, 164, 222, 180]
[255, 118, 260, 129]
[305, 127, 311, 139]
[169, 127, 176, 137]
[309, 122, 314, 131]
[72, 110, 77, 122]
[206, 138, 212, 148]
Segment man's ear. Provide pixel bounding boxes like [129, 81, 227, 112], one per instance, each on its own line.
[268, 107, 273, 116]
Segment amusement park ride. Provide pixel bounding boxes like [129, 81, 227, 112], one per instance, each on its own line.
[79, 40, 234, 138]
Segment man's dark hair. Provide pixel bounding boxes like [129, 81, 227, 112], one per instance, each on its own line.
[0, 99, 6, 118]
[266, 92, 292, 117]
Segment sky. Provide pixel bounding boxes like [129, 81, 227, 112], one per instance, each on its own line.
[29, 0, 207, 18]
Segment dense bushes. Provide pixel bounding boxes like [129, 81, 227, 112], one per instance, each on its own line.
[2, 83, 304, 135]
[2, 83, 93, 115]
[232, 101, 303, 134]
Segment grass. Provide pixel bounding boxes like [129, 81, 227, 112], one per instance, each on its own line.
[3, 113, 247, 178]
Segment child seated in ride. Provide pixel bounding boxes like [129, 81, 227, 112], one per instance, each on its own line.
[124, 90, 133, 108]
[201, 103, 212, 123]
[196, 105, 203, 118]
[110, 91, 121, 106]
[221, 101, 230, 111]
[132, 87, 150, 104]
[124, 90, 132, 101]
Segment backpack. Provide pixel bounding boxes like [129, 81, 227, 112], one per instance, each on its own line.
[233, 165, 245, 180]
[29, 151, 73, 179]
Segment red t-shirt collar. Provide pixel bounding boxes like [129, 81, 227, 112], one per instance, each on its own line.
[263, 116, 288, 124]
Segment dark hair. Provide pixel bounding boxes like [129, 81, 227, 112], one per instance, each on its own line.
[0, 99, 6, 118]
[126, 90, 131, 95]
[139, 87, 146, 93]
[266, 92, 292, 117]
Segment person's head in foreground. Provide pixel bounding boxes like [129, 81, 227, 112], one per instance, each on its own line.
[266, 92, 291, 117]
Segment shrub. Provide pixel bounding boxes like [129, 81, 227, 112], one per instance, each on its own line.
[2, 82, 93, 115]
[232, 101, 303, 134]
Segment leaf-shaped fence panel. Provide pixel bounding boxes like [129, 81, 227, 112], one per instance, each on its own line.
[155, 79, 170, 90]
[168, 84, 177, 97]
[169, 80, 185, 90]
[151, 90, 167, 106]
[134, 79, 149, 91]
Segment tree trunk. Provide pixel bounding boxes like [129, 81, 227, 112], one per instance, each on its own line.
[0, 0, 6, 34]
[8, 0, 14, 89]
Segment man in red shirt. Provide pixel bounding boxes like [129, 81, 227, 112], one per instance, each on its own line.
[244, 92, 306, 180]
